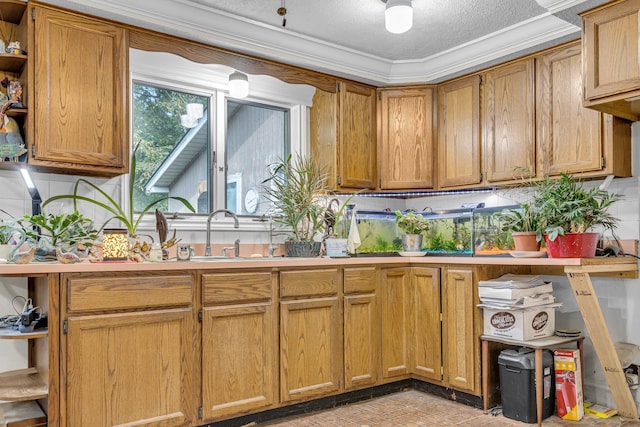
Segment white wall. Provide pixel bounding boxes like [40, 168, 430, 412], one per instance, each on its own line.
[1, 125, 639, 409]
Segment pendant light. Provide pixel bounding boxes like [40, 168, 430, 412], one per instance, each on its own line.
[228, 71, 249, 99]
[384, 0, 413, 34]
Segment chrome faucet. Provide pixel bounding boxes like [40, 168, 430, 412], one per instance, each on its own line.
[205, 209, 239, 256]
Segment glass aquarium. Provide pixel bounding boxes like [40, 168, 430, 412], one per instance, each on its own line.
[350, 205, 521, 257]
[349, 210, 401, 255]
[472, 205, 518, 256]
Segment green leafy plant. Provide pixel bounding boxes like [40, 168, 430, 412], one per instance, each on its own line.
[532, 172, 621, 241]
[499, 202, 542, 240]
[262, 154, 333, 242]
[0, 220, 18, 245]
[395, 211, 429, 235]
[18, 211, 98, 249]
[42, 144, 195, 236]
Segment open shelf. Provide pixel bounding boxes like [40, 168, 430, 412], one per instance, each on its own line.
[0, 367, 48, 401]
[0, 53, 26, 72]
[0, 328, 47, 339]
[0, 0, 27, 24]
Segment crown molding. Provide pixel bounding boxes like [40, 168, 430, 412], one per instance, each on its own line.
[44, 0, 580, 85]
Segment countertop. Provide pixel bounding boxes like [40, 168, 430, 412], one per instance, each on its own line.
[0, 254, 637, 276]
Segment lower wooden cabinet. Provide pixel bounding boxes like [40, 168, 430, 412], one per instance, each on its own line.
[58, 264, 501, 426]
[408, 267, 442, 382]
[63, 272, 196, 427]
[343, 266, 378, 390]
[201, 271, 278, 420]
[279, 269, 342, 402]
[441, 268, 477, 393]
[380, 267, 410, 380]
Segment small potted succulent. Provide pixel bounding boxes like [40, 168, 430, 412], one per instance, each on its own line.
[395, 210, 429, 252]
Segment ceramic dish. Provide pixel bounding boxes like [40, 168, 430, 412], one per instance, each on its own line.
[509, 251, 546, 258]
[398, 251, 427, 257]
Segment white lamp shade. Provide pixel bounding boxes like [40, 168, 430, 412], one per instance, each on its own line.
[229, 71, 249, 98]
[385, 0, 413, 34]
[186, 103, 204, 119]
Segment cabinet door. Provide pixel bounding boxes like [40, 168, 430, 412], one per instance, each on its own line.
[202, 303, 276, 419]
[379, 87, 434, 189]
[379, 267, 409, 379]
[66, 309, 195, 427]
[537, 41, 632, 178]
[310, 88, 338, 189]
[442, 268, 477, 393]
[437, 75, 481, 188]
[483, 60, 535, 182]
[338, 82, 376, 189]
[583, 0, 640, 101]
[32, 6, 128, 176]
[409, 267, 442, 382]
[280, 297, 342, 402]
[343, 266, 378, 390]
[201, 271, 277, 419]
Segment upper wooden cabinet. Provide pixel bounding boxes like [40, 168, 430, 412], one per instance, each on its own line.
[29, 5, 129, 176]
[310, 81, 376, 190]
[436, 75, 482, 188]
[537, 41, 631, 178]
[378, 87, 435, 190]
[483, 59, 536, 182]
[338, 82, 377, 189]
[582, 0, 640, 121]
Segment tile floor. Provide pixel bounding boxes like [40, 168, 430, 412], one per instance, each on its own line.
[260, 390, 640, 426]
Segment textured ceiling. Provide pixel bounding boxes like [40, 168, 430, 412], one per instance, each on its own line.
[42, 0, 611, 84]
[190, 0, 548, 61]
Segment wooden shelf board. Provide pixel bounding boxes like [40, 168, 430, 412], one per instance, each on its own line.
[0, 53, 26, 72]
[5, 107, 26, 116]
[0, 0, 27, 24]
[0, 367, 48, 401]
[0, 328, 47, 339]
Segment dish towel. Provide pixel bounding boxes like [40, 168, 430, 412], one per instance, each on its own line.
[347, 210, 361, 254]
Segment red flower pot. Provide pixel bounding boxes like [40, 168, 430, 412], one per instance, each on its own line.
[543, 232, 600, 258]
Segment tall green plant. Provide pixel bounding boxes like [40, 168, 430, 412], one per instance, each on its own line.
[533, 173, 621, 241]
[42, 144, 195, 236]
[262, 155, 331, 242]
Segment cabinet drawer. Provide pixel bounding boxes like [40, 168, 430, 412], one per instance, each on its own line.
[280, 268, 339, 298]
[344, 266, 376, 294]
[202, 271, 273, 305]
[66, 273, 193, 313]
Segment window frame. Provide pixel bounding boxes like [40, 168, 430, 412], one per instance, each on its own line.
[129, 56, 311, 232]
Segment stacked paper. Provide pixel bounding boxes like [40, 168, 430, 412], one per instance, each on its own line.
[478, 274, 557, 309]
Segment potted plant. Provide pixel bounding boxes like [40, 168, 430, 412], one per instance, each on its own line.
[42, 143, 195, 259]
[532, 172, 621, 258]
[499, 202, 542, 252]
[17, 211, 99, 262]
[395, 210, 429, 252]
[262, 154, 336, 257]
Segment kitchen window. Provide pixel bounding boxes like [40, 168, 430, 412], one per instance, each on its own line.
[132, 80, 291, 217]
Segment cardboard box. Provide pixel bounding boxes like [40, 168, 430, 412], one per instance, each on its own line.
[481, 304, 556, 341]
[554, 349, 584, 421]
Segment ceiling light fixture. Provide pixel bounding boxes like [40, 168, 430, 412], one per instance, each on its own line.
[228, 71, 249, 99]
[384, 0, 413, 34]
